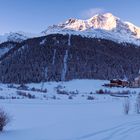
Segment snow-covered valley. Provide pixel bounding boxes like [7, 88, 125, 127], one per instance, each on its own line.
[0, 0, 140, 140]
[0, 79, 140, 140]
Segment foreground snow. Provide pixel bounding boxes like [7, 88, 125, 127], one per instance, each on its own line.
[1, 99, 140, 140]
[0, 79, 140, 140]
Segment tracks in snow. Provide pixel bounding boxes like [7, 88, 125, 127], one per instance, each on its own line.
[70, 120, 140, 140]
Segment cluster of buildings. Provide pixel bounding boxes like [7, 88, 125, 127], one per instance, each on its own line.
[104, 76, 140, 88]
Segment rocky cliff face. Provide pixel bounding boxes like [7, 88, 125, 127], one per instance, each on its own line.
[0, 34, 140, 83]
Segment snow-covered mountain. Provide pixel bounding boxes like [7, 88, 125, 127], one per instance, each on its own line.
[42, 13, 140, 46]
[1, 13, 140, 46]
[0, 31, 38, 44]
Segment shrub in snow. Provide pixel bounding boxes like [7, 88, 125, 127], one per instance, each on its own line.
[7, 84, 16, 89]
[96, 89, 110, 94]
[132, 91, 137, 94]
[27, 93, 36, 99]
[31, 87, 36, 91]
[90, 92, 94, 95]
[54, 85, 64, 91]
[0, 96, 5, 100]
[0, 108, 10, 131]
[135, 93, 140, 114]
[56, 89, 69, 95]
[31, 87, 47, 93]
[52, 96, 56, 99]
[17, 84, 29, 90]
[123, 97, 130, 115]
[17, 91, 27, 97]
[55, 85, 69, 95]
[17, 91, 36, 99]
[11, 96, 17, 99]
[68, 96, 73, 100]
[121, 90, 130, 95]
[87, 96, 95, 100]
[41, 89, 47, 93]
[69, 90, 79, 95]
[59, 90, 69, 95]
[96, 89, 104, 94]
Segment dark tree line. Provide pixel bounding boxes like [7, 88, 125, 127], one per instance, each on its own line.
[0, 34, 140, 83]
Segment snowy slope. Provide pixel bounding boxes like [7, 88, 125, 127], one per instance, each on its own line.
[43, 13, 140, 46]
[0, 79, 140, 140]
[0, 99, 132, 140]
[1, 13, 140, 46]
[0, 32, 39, 44]
[0, 43, 16, 58]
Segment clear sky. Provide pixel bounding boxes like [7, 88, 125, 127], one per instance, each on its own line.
[0, 0, 139, 34]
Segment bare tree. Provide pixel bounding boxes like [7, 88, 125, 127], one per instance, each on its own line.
[135, 93, 140, 114]
[123, 97, 130, 115]
[0, 108, 10, 131]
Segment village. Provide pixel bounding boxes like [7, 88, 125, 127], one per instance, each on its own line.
[103, 75, 140, 88]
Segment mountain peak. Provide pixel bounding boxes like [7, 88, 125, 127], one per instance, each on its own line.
[102, 13, 116, 18]
[92, 12, 115, 18]
[87, 13, 119, 31]
[65, 18, 77, 24]
[42, 13, 140, 46]
[0, 31, 40, 44]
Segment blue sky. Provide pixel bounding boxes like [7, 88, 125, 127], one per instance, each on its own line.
[0, 0, 139, 34]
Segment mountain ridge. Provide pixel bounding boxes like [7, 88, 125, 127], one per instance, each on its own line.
[0, 13, 140, 83]
[0, 31, 40, 44]
[42, 13, 140, 46]
[1, 13, 140, 46]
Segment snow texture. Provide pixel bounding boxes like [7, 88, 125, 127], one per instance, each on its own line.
[1, 13, 140, 46]
[43, 13, 140, 46]
[0, 79, 140, 140]
[0, 32, 39, 44]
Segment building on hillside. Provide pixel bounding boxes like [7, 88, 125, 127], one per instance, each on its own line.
[131, 76, 140, 88]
